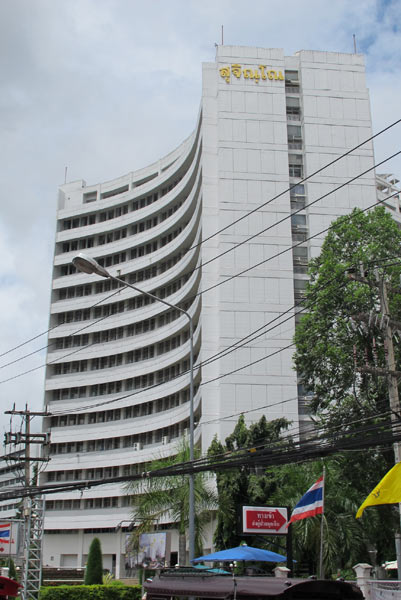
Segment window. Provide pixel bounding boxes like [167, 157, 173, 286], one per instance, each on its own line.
[286, 96, 301, 119]
[288, 154, 303, 178]
[287, 124, 302, 149]
[285, 70, 299, 85]
[291, 214, 307, 229]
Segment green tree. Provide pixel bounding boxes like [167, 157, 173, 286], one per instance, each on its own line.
[295, 206, 401, 425]
[84, 537, 103, 585]
[127, 441, 216, 565]
[208, 414, 291, 550]
[293, 206, 401, 563]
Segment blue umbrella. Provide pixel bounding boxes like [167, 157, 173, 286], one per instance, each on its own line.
[192, 544, 286, 563]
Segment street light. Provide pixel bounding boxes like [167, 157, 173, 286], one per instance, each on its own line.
[72, 253, 196, 564]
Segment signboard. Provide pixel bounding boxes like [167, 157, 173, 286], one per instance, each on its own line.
[0, 522, 19, 556]
[242, 506, 288, 535]
[137, 532, 170, 568]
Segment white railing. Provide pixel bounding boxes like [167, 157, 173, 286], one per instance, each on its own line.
[369, 580, 401, 600]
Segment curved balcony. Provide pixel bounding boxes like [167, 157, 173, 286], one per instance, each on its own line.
[45, 320, 201, 390]
[54, 158, 202, 260]
[48, 259, 201, 341]
[47, 296, 201, 364]
[48, 390, 201, 445]
[56, 124, 201, 226]
[52, 189, 201, 294]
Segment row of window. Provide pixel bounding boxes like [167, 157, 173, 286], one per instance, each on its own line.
[0, 477, 21, 488]
[46, 461, 149, 484]
[46, 497, 120, 510]
[54, 305, 187, 350]
[58, 250, 186, 302]
[60, 200, 183, 254]
[58, 223, 186, 277]
[62, 176, 184, 231]
[53, 331, 188, 376]
[49, 389, 192, 429]
[50, 355, 198, 400]
[0, 503, 19, 512]
[49, 420, 188, 455]
[56, 272, 192, 325]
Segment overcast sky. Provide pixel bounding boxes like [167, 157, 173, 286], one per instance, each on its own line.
[1, 0, 401, 437]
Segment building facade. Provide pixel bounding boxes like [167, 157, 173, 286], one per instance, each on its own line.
[40, 46, 378, 573]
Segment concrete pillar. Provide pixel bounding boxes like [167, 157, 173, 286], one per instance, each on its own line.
[115, 530, 122, 579]
[353, 563, 372, 599]
[77, 529, 84, 568]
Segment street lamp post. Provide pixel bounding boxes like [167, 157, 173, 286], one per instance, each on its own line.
[72, 253, 196, 564]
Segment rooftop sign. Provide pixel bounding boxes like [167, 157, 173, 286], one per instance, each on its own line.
[219, 64, 284, 84]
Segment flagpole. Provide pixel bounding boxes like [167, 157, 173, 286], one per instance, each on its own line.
[319, 467, 325, 579]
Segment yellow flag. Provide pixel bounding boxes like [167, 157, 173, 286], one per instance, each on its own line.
[356, 462, 401, 518]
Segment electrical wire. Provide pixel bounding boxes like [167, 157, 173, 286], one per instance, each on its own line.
[187, 117, 401, 252]
[1, 176, 400, 391]
[1, 115, 400, 365]
[2, 414, 400, 501]
[47, 241, 401, 418]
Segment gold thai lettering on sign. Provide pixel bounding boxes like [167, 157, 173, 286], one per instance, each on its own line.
[219, 64, 284, 84]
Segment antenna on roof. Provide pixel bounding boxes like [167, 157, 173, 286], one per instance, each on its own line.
[353, 34, 357, 54]
[64, 166, 68, 184]
[221, 25, 224, 45]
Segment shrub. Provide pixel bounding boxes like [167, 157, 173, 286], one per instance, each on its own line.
[8, 558, 17, 581]
[84, 538, 103, 585]
[39, 583, 142, 600]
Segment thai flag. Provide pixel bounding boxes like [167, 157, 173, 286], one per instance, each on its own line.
[0, 524, 11, 544]
[287, 476, 324, 526]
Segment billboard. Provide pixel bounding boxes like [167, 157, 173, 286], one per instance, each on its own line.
[242, 506, 288, 535]
[125, 532, 170, 569]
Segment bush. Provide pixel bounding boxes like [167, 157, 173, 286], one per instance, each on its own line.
[39, 583, 142, 600]
[8, 558, 17, 581]
[85, 538, 103, 585]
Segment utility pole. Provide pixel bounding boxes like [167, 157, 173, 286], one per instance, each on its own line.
[4, 405, 50, 600]
[349, 269, 401, 579]
[376, 270, 401, 582]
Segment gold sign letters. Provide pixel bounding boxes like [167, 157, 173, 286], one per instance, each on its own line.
[219, 64, 284, 84]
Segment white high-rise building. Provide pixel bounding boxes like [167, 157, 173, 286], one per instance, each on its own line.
[41, 46, 377, 574]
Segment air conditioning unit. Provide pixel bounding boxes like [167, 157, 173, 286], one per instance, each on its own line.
[293, 257, 302, 263]
[133, 442, 142, 451]
[162, 436, 170, 445]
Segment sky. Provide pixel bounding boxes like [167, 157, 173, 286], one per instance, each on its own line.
[1, 0, 401, 438]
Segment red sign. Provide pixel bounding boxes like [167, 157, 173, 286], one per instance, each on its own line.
[242, 506, 288, 535]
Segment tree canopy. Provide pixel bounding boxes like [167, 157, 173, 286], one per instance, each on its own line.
[208, 414, 291, 550]
[292, 206, 401, 565]
[127, 440, 216, 565]
[295, 206, 401, 425]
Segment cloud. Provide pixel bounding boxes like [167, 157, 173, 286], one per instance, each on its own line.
[0, 0, 401, 436]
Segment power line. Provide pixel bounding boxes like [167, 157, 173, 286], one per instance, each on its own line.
[187, 117, 401, 251]
[1, 116, 400, 366]
[1, 175, 399, 390]
[2, 415, 400, 501]
[47, 244, 401, 418]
